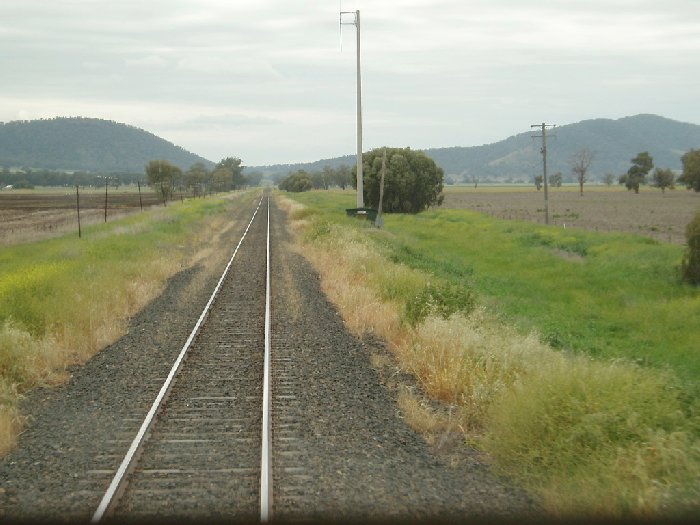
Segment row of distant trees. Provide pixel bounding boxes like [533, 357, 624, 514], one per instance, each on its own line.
[277, 165, 354, 193]
[0, 168, 144, 189]
[278, 148, 444, 214]
[145, 157, 264, 201]
[534, 149, 700, 195]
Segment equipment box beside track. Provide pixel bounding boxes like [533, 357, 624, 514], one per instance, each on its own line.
[345, 207, 377, 221]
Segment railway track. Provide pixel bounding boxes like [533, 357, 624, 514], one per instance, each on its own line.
[91, 193, 274, 522]
[0, 190, 538, 521]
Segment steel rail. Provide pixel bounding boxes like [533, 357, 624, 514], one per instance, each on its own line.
[91, 194, 265, 523]
[260, 196, 273, 522]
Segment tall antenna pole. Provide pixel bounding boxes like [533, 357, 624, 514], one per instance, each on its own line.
[341, 9, 364, 208]
[531, 123, 555, 225]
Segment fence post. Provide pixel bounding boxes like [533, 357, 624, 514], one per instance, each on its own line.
[138, 181, 144, 211]
[76, 185, 82, 238]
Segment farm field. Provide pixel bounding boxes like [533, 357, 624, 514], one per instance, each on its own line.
[0, 188, 163, 245]
[442, 185, 700, 244]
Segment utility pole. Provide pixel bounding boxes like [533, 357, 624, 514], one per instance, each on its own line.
[341, 9, 363, 208]
[531, 123, 555, 225]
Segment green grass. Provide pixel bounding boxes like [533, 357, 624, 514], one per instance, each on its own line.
[0, 194, 242, 453]
[283, 189, 700, 516]
[288, 190, 700, 382]
[0, 198, 229, 337]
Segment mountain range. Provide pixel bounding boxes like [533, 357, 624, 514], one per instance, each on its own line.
[0, 117, 212, 173]
[251, 114, 700, 182]
[1, 115, 698, 181]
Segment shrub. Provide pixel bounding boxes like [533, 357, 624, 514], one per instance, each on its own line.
[681, 212, 700, 285]
[357, 147, 444, 213]
[404, 281, 475, 326]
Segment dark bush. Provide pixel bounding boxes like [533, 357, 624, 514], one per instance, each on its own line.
[681, 212, 700, 285]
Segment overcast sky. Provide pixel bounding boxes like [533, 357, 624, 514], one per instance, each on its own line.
[1, 0, 699, 166]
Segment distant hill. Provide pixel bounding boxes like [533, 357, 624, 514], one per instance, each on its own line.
[425, 114, 700, 181]
[249, 115, 700, 182]
[0, 117, 213, 173]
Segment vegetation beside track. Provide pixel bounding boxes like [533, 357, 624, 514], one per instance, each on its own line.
[0, 192, 256, 455]
[279, 189, 700, 518]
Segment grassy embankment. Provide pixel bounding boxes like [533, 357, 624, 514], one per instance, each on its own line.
[0, 192, 256, 454]
[280, 189, 700, 517]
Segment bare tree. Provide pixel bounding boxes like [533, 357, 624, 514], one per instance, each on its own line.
[571, 149, 595, 196]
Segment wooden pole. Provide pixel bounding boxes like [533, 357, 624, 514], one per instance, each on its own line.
[76, 185, 82, 238]
[104, 177, 108, 223]
[138, 181, 143, 211]
[375, 148, 386, 228]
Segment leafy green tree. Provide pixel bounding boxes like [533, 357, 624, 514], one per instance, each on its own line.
[678, 149, 700, 192]
[146, 159, 182, 203]
[681, 212, 700, 285]
[624, 151, 653, 193]
[310, 170, 327, 190]
[244, 170, 264, 187]
[185, 162, 210, 196]
[651, 168, 675, 194]
[534, 175, 543, 191]
[356, 147, 444, 213]
[571, 148, 594, 196]
[321, 165, 335, 189]
[211, 167, 232, 192]
[551, 172, 563, 187]
[215, 157, 245, 189]
[333, 165, 352, 190]
[278, 170, 313, 192]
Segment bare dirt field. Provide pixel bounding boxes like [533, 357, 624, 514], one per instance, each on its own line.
[0, 189, 163, 245]
[442, 185, 700, 244]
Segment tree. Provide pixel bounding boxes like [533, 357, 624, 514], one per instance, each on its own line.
[321, 165, 334, 189]
[681, 212, 700, 285]
[310, 170, 327, 190]
[678, 149, 700, 192]
[146, 160, 182, 204]
[333, 165, 352, 190]
[534, 175, 543, 191]
[624, 151, 653, 194]
[570, 149, 594, 196]
[551, 172, 563, 188]
[278, 170, 313, 192]
[211, 167, 231, 192]
[603, 173, 615, 186]
[215, 157, 245, 189]
[355, 147, 444, 213]
[185, 162, 210, 196]
[244, 170, 264, 187]
[651, 168, 675, 194]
